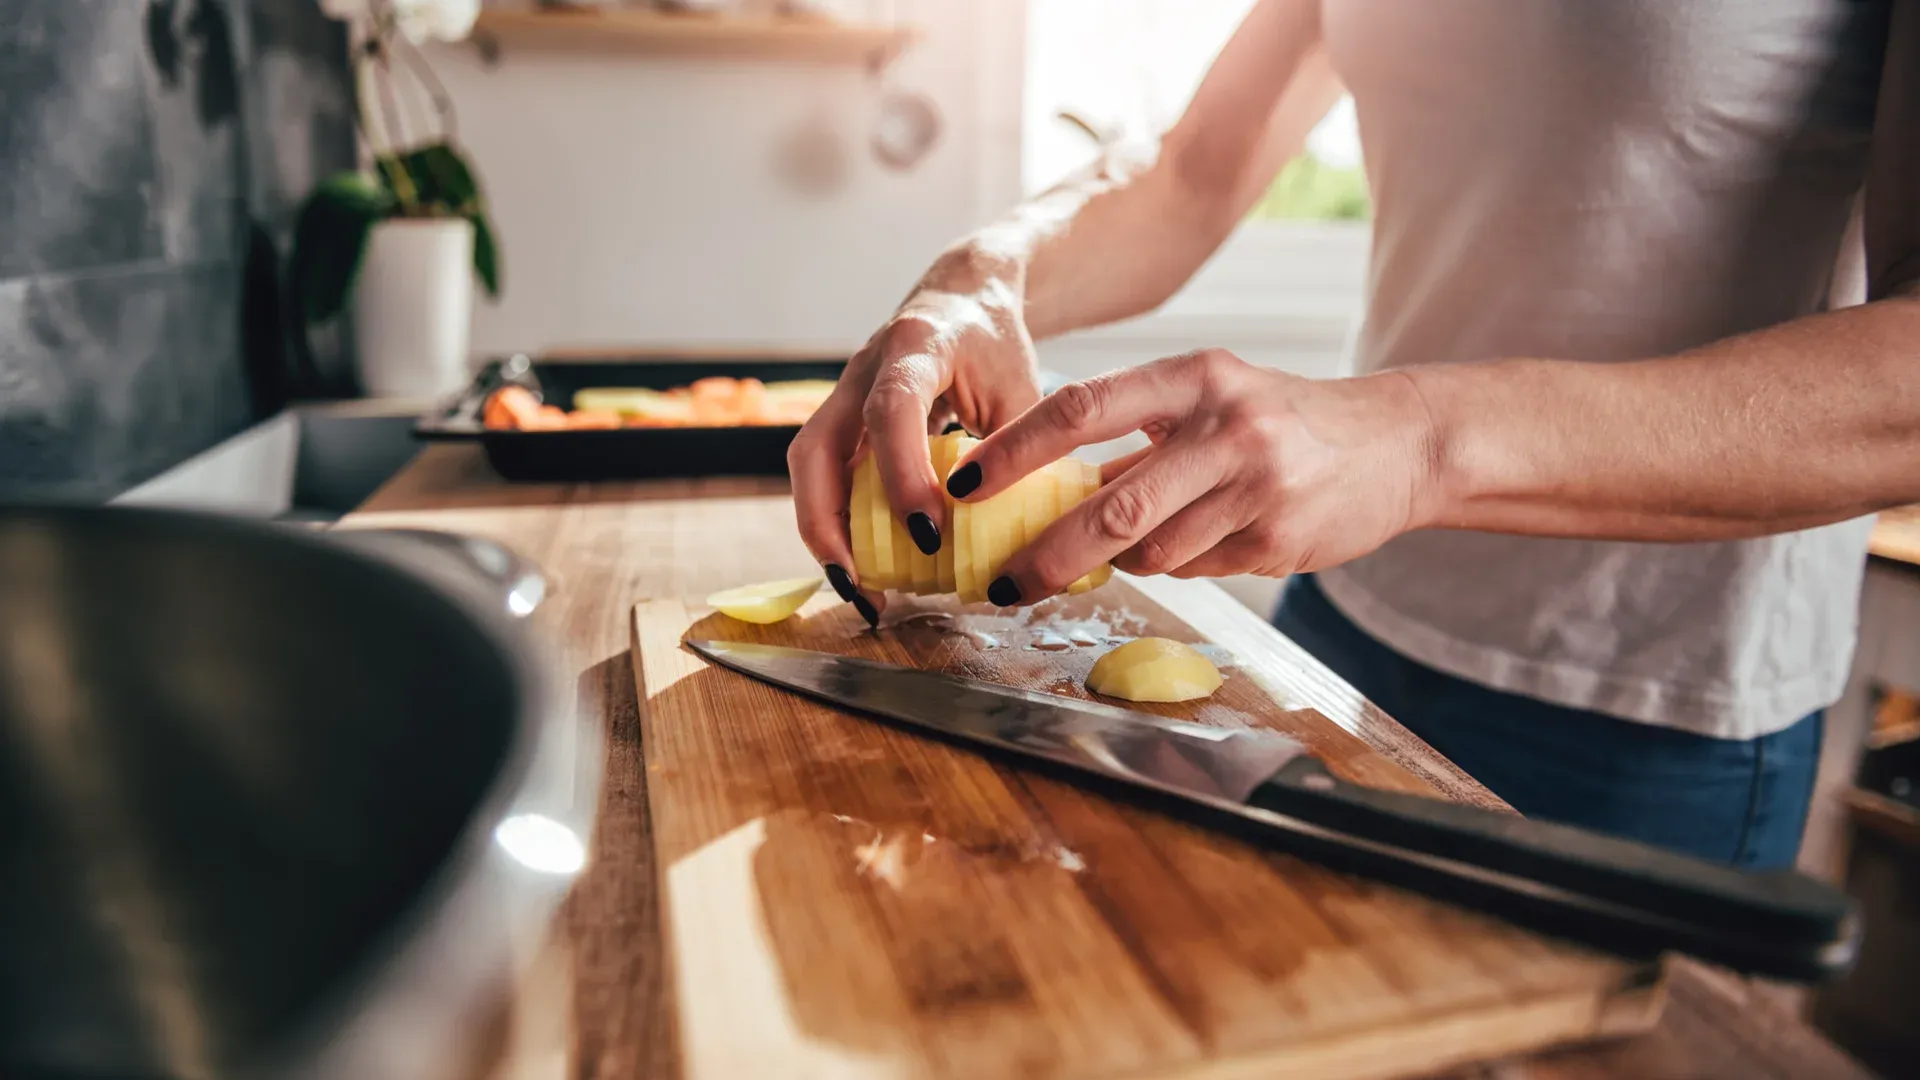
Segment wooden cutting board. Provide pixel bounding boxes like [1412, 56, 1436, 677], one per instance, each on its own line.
[629, 580, 1667, 1080]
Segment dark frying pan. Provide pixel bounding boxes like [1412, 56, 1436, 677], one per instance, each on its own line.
[0, 508, 596, 1079]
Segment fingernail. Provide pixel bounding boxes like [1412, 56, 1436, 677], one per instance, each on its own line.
[906, 512, 941, 555]
[825, 564, 858, 604]
[941, 421, 967, 435]
[947, 461, 982, 499]
[852, 593, 881, 628]
[987, 576, 1022, 608]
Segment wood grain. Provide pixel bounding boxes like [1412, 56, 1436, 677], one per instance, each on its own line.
[631, 586, 1664, 1079]
[341, 444, 1875, 1080]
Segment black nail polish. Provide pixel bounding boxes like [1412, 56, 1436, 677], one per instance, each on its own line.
[906, 512, 941, 555]
[825, 564, 858, 604]
[852, 593, 880, 628]
[941, 421, 968, 435]
[947, 461, 982, 499]
[987, 576, 1022, 608]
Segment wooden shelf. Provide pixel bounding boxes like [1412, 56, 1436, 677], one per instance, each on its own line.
[471, 8, 915, 68]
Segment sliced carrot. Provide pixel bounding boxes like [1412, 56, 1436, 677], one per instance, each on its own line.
[485, 386, 551, 430]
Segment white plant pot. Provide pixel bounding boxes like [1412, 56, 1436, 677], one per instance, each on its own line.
[353, 218, 477, 400]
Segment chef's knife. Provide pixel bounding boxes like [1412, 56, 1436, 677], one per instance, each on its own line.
[685, 639, 1860, 983]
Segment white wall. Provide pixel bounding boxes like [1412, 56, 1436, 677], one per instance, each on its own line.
[427, 1, 1026, 356]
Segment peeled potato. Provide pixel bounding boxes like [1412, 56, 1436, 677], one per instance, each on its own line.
[849, 432, 1113, 603]
[707, 577, 825, 625]
[1086, 638, 1222, 702]
[932, 435, 960, 594]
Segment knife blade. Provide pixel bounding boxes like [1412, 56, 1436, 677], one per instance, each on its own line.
[685, 638, 1860, 982]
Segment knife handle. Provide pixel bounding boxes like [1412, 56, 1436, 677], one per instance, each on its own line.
[1248, 756, 1857, 965]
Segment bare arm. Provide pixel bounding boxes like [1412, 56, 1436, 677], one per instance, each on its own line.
[972, 0, 1342, 338]
[787, 0, 1337, 619]
[950, 5, 1920, 606]
[1413, 4, 1920, 542]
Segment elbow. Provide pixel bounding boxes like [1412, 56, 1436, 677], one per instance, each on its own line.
[1160, 127, 1255, 237]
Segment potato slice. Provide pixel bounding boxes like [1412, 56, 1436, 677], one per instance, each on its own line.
[966, 479, 993, 602]
[1086, 638, 1222, 702]
[867, 457, 897, 589]
[707, 577, 824, 625]
[933, 435, 960, 594]
[1021, 466, 1054, 563]
[847, 431, 1112, 603]
[887, 499, 917, 592]
[980, 486, 1019, 598]
[903, 451, 938, 593]
[850, 454, 877, 587]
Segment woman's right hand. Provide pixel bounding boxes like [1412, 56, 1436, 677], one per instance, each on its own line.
[788, 246, 1045, 625]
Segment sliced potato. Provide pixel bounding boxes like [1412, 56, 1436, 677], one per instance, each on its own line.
[868, 456, 897, 589]
[887, 497, 917, 592]
[933, 435, 959, 594]
[1086, 638, 1222, 702]
[846, 431, 1113, 603]
[708, 577, 824, 625]
[849, 453, 877, 587]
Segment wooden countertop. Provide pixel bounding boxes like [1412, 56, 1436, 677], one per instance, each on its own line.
[343, 444, 1871, 1080]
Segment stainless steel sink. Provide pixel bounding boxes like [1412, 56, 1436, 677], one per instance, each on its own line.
[0, 508, 595, 1080]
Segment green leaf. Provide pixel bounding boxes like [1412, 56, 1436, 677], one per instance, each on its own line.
[287, 171, 395, 325]
[472, 209, 502, 299]
[377, 142, 480, 213]
[376, 142, 503, 299]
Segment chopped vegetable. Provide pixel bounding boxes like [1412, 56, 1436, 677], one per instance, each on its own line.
[851, 431, 1111, 602]
[482, 377, 836, 431]
[706, 577, 826, 624]
[1087, 638, 1223, 703]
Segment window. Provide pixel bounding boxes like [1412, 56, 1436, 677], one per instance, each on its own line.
[1023, 0, 1368, 221]
[1024, 0, 1370, 383]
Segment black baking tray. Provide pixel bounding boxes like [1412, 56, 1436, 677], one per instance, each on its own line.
[416, 352, 848, 482]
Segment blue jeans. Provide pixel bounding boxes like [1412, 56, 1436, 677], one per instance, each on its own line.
[1272, 574, 1822, 869]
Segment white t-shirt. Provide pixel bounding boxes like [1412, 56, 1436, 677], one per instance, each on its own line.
[1315, 0, 1891, 739]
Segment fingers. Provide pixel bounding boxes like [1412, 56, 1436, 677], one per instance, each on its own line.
[1110, 488, 1249, 577]
[789, 353, 874, 570]
[989, 435, 1231, 604]
[1098, 445, 1153, 484]
[863, 327, 950, 557]
[969, 344, 1043, 435]
[790, 347, 888, 626]
[949, 357, 1206, 504]
[1165, 527, 1277, 579]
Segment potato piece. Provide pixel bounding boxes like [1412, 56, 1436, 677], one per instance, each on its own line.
[968, 473, 999, 603]
[883, 489, 916, 592]
[850, 453, 878, 587]
[978, 485, 1018, 599]
[932, 434, 959, 594]
[867, 457, 897, 589]
[707, 577, 823, 625]
[847, 431, 1112, 603]
[1086, 638, 1222, 703]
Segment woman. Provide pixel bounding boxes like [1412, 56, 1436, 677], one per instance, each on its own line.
[787, 0, 1920, 869]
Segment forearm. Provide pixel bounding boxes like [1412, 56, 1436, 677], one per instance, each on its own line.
[931, 0, 1335, 340]
[1413, 293, 1920, 542]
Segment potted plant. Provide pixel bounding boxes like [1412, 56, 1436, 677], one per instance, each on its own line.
[292, 0, 502, 399]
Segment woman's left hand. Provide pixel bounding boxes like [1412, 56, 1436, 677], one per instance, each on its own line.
[949, 348, 1444, 606]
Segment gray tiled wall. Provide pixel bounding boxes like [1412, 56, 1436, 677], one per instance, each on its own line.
[0, 0, 354, 501]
